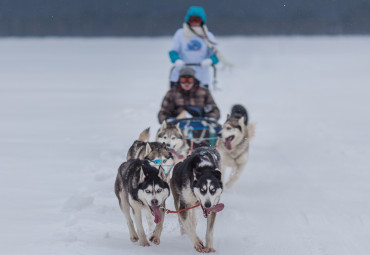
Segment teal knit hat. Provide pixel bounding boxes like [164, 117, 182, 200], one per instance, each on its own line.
[184, 6, 207, 24]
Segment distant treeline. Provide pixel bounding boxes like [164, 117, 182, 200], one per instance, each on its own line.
[1, 0, 370, 36]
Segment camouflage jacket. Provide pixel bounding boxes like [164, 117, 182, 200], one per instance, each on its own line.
[158, 84, 220, 123]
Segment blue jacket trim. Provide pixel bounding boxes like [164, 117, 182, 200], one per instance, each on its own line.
[210, 54, 219, 65]
[169, 50, 180, 63]
[184, 6, 207, 24]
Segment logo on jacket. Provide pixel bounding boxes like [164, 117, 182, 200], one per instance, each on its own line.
[187, 40, 202, 51]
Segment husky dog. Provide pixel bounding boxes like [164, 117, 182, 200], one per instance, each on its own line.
[217, 105, 255, 189]
[127, 128, 174, 176]
[156, 121, 189, 164]
[192, 146, 221, 169]
[114, 159, 170, 246]
[170, 150, 224, 253]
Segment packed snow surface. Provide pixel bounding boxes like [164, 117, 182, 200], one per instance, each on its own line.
[1, 36, 369, 255]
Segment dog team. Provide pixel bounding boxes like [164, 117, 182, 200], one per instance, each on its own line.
[114, 104, 255, 253]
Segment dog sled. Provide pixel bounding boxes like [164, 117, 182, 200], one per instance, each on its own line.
[167, 117, 222, 149]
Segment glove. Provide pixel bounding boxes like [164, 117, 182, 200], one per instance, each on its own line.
[174, 59, 185, 68]
[201, 58, 213, 68]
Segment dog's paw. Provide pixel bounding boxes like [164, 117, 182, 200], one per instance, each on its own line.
[203, 247, 216, 253]
[194, 239, 204, 253]
[130, 234, 139, 243]
[139, 239, 150, 247]
[149, 235, 160, 245]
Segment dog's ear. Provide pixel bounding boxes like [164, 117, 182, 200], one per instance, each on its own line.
[193, 168, 202, 181]
[160, 121, 167, 132]
[139, 167, 145, 183]
[175, 122, 182, 133]
[213, 169, 222, 181]
[239, 116, 245, 126]
[145, 143, 152, 156]
[158, 166, 167, 181]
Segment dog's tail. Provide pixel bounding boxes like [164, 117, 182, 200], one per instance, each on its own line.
[247, 122, 256, 141]
[138, 127, 150, 142]
[231, 104, 248, 125]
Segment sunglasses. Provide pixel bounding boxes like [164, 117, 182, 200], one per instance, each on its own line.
[180, 77, 194, 83]
[188, 16, 202, 24]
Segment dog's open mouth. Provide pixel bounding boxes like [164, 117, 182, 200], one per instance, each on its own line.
[201, 203, 225, 218]
[168, 148, 184, 160]
[225, 136, 235, 150]
[150, 206, 162, 224]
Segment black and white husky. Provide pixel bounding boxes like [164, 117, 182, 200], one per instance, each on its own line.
[170, 148, 224, 253]
[156, 121, 189, 164]
[216, 105, 255, 189]
[127, 127, 174, 176]
[114, 159, 170, 246]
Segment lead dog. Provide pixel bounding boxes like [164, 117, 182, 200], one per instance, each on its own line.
[170, 148, 224, 253]
[114, 159, 170, 246]
[216, 105, 255, 189]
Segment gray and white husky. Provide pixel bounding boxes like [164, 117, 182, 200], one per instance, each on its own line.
[114, 159, 170, 246]
[156, 121, 189, 164]
[216, 105, 255, 189]
[170, 149, 224, 253]
[127, 127, 174, 176]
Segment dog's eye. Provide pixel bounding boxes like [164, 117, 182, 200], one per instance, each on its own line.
[157, 188, 162, 193]
[145, 190, 151, 193]
[163, 159, 167, 163]
[163, 136, 167, 139]
[226, 127, 231, 130]
[200, 188, 205, 192]
[210, 188, 216, 193]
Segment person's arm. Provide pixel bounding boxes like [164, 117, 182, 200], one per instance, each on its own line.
[158, 91, 175, 123]
[206, 32, 219, 65]
[203, 90, 220, 120]
[168, 29, 183, 63]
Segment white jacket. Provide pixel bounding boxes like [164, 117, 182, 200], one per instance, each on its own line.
[169, 26, 217, 85]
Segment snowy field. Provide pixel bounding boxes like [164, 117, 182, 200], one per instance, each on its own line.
[1, 36, 370, 255]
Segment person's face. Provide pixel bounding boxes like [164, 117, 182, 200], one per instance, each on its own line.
[188, 16, 202, 27]
[180, 76, 195, 91]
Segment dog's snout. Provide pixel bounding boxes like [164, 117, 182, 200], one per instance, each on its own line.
[204, 201, 211, 208]
[151, 199, 159, 206]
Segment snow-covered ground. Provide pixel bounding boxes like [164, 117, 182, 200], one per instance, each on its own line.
[1, 36, 370, 255]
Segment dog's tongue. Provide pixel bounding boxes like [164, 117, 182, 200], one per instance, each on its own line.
[225, 137, 233, 150]
[169, 148, 184, 160]
[151, 206, 162, 224]
[205, 203, 225, 214]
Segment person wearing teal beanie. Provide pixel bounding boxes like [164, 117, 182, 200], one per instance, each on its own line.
[168, 6, 219, 89]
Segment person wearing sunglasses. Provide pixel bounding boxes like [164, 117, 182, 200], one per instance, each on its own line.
[158, 67, 220, 124]
[168, 6, 219, 89]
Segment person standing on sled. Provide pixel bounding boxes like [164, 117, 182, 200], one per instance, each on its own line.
[169, 6, 219, 89]
[158, 67, 220, 124]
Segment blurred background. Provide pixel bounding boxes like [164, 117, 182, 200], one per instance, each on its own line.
[1, 0, 370, 36]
